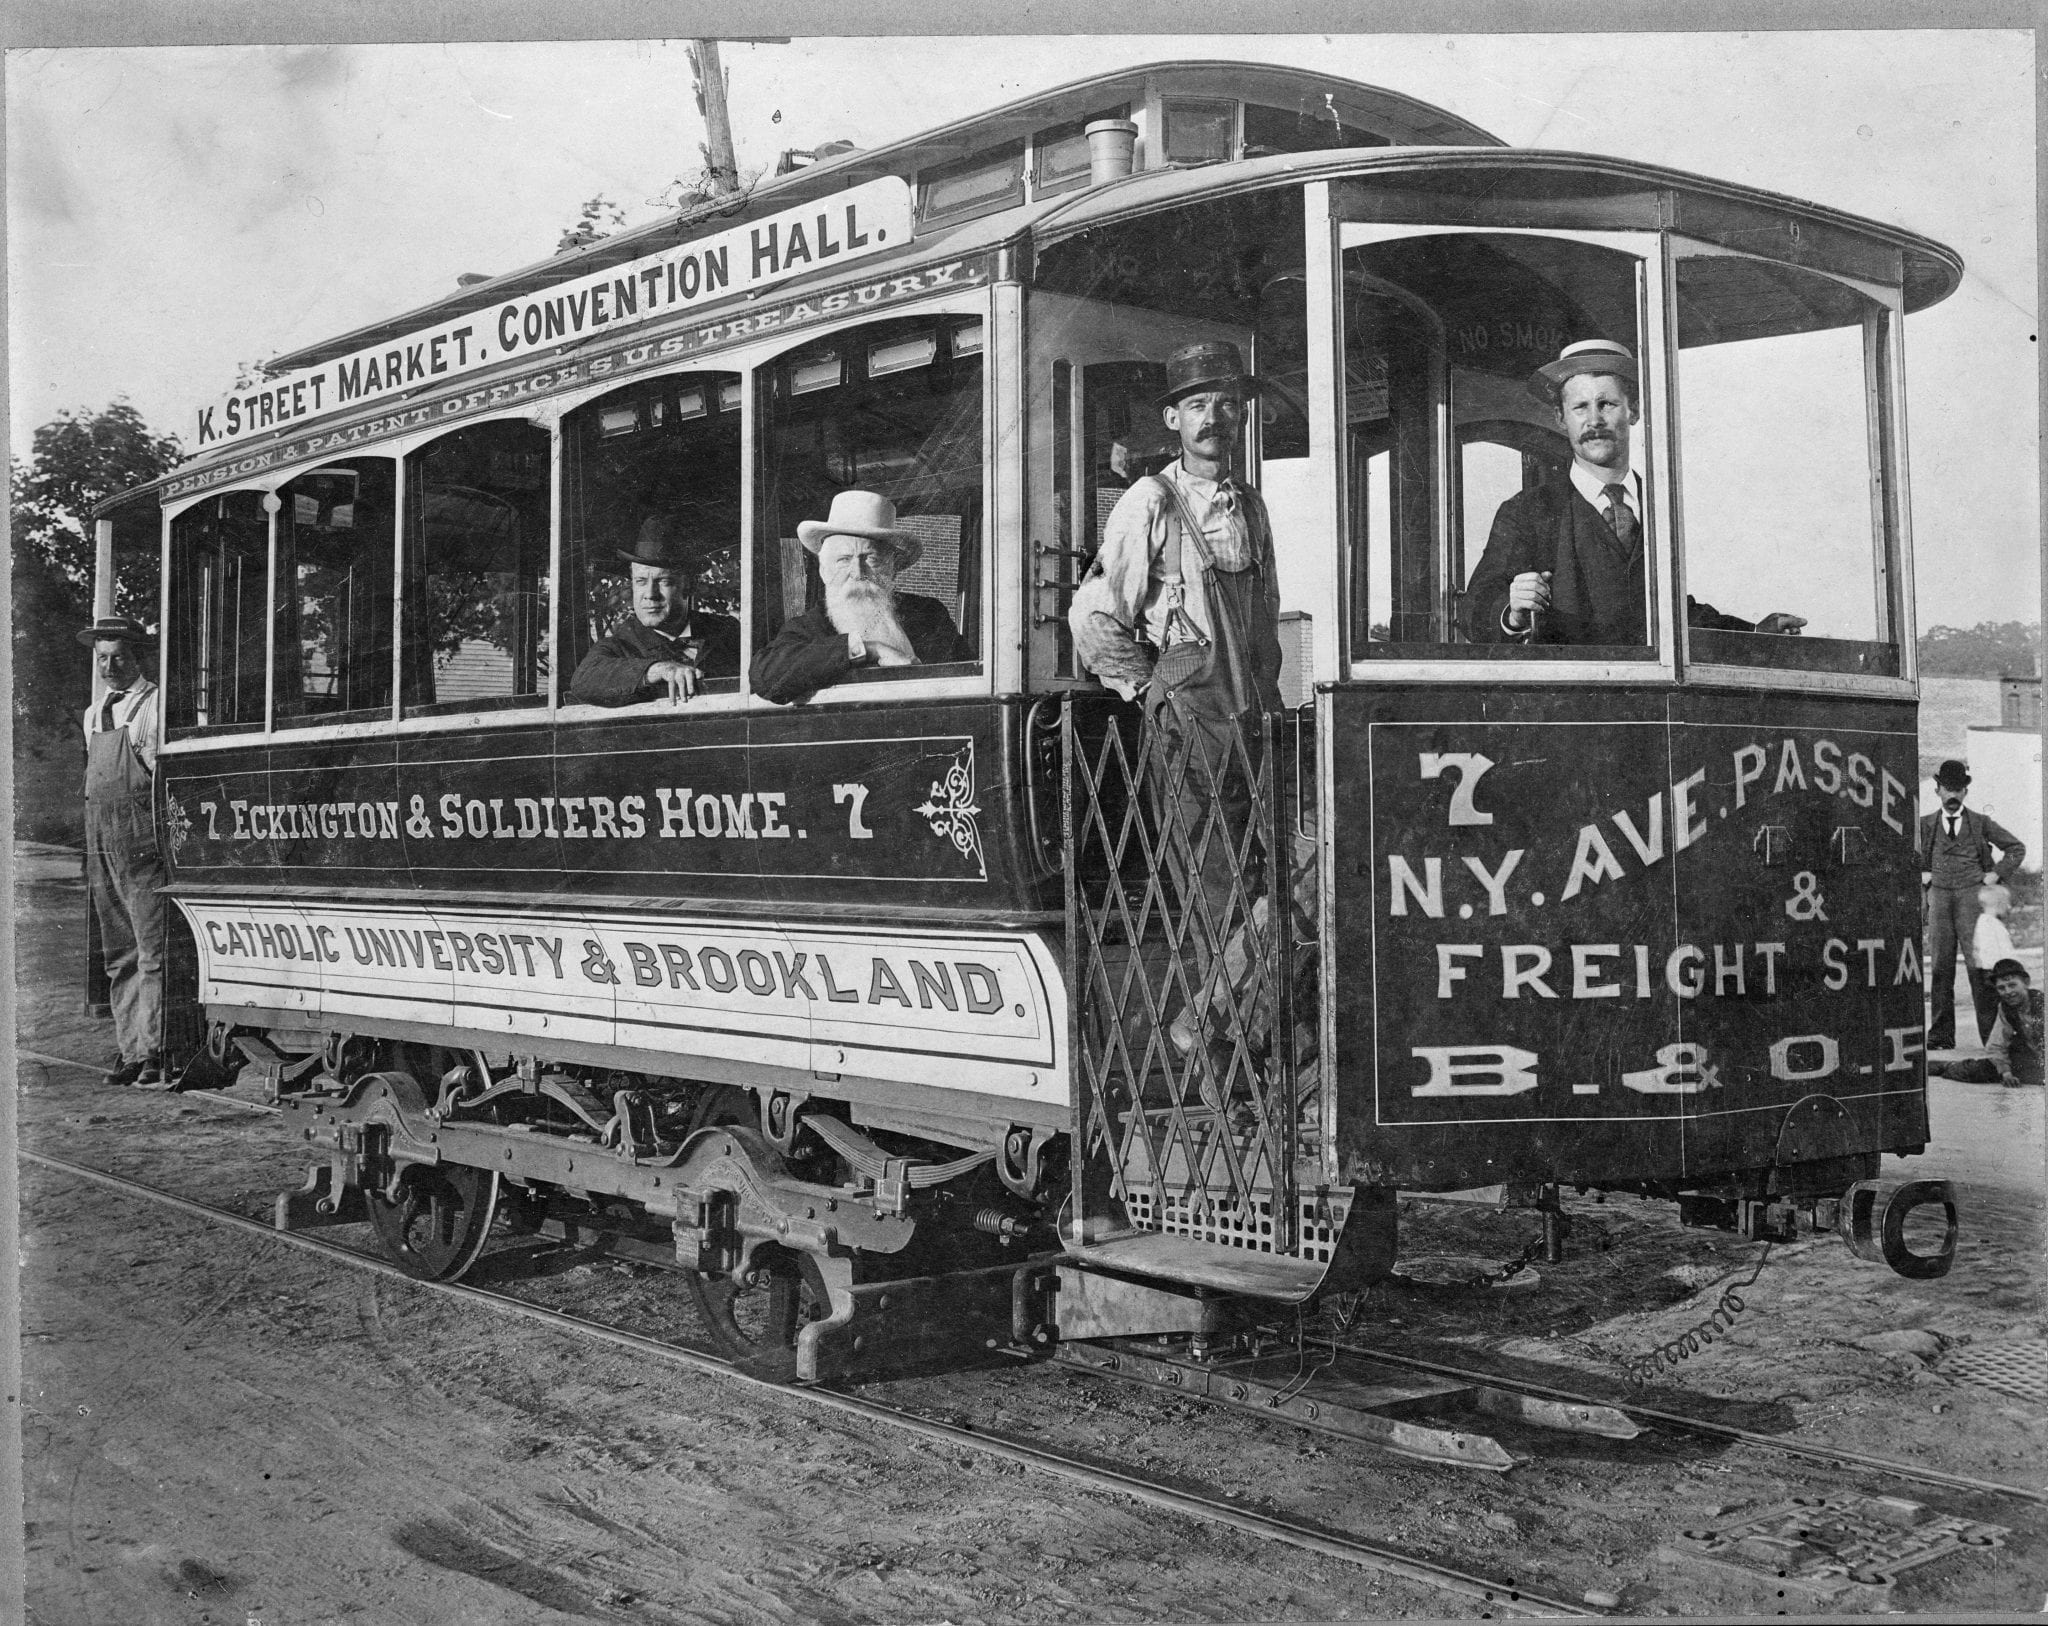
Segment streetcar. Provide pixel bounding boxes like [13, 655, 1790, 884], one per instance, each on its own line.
[95, 60, 1961, 1383]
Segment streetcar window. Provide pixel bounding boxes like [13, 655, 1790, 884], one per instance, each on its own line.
[1339, 233, 1650, 656]
[1241, 101, 1391, 158]
[400, 420, 551, 716]
[560, 371, 744, 699]
[271, 458, 397, 726]
[1673, 252, 1899, 674]
[166, 490, 268, 734]
[916, 142, 1025, 225]
[756, 315, 984, 689]
[1162, 99, 1235, 165]
[1031, 107, 1129, 197]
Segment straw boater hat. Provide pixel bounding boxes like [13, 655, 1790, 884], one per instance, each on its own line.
[617, 514, 707, 574]
[77, 615, 152, 648]
[796, 490, 924, 569]
[1154, 339, 1260, 410]
[1529, 338, 1639, 405]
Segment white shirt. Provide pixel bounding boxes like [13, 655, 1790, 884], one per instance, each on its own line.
[1568, 462, 1640, 524]
[82, 676, 160, 773]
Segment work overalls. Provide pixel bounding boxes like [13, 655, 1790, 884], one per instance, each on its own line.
[1142, 476, 1300, 1088]
[85, 685, 167, 1066]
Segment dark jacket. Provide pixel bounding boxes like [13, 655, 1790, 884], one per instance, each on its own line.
[1462, 476, 1750, 646]
[751, 594, 970, 705]
[566, 613, 741, 706]
[1916, 806, 2027, 887]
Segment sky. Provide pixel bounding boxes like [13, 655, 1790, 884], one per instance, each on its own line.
[5, 28, 2038, 630]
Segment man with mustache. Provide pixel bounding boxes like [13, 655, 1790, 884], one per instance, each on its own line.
[1463, 339, 1805, 646]
[1069, 340, 1301, 1103]
[1917, 758, 2028, 1051]
[751, 489, 969, 705]
[567, 515, 741, 705]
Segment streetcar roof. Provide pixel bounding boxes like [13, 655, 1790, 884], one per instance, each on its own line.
[262, 60, 1504, 376]
[1028, 145, 1965, 314]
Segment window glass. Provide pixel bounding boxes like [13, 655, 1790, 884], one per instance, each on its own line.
[1242, 101, 1390, 158]
[1032, 107, 1129, 195]
[1674, 253, 1895, 673]
[272, 458, 396, 726]
[401, 420, 551, 715]
[560, 372, 743, 702]
[1338, 233, 1647, 656]
[166, 490, 268, 732]
[756, 315, 983, 690]
[1162, 100, 1234, 165]
[917, 143, 1025, 222]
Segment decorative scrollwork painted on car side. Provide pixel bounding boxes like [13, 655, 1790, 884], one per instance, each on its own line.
[917, 744, 985, 880]
[163, 794, 194, 857]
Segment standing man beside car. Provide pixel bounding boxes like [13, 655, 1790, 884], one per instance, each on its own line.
[81, 615, 168, 1087]
[1918, 758, 2028, 1051]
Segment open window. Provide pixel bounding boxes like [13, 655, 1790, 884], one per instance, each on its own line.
[271, 458, 396, 727]
[401, 419, 551, 716]
[166, 489, 269, 733]
[1673, 249, 1902, 676]
[1337, 230, 1654, 659]
[560, 371, 744, 702]
[754, 315, 984, 692]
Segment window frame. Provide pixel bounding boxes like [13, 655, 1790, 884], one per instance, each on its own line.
[1665, 236, 1914, 697]
[1333, 221, 1677, 687]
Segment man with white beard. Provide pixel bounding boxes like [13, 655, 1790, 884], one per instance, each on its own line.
[751, 489, 970, 704]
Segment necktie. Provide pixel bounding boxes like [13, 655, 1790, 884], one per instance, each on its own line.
[100, 691, 127, 733]
[1601, 484, 1638, 555]
[1948, 817, 1960, 839]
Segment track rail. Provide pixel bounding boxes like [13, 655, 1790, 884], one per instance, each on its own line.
[1334, 1340, 2048, 1509]
[21, 1148, 1588, 1619]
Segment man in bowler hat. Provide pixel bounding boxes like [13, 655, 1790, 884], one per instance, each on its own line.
[750, 489, 969, 705]
[1463, 339, 1805, 645]
[1068, 339, 1302, 1098]
[80, 616, 168, 1086]
[567, 515, 741, 704]
[1918, 758, 2028, 1050]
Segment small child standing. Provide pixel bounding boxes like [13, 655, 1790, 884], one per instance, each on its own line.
[1969, 882, 2017, 1046]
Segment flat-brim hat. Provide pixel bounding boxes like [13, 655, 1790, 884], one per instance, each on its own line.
[1529, 339, 1639, 405]
[77, 615, 152, 649]
[1934, 759, 1972, 791]
[1155, 339, 1259, 410]
[617, 514, 706, 574]
[796, 489, 923, 570]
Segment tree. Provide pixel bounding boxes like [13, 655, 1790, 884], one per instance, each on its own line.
[1918, 621, 2042, 678]
[11, 400, 183, 759]
[556, 194, 627, 253]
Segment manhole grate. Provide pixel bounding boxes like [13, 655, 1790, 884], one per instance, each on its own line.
[1939, 1339, 2048, 1402]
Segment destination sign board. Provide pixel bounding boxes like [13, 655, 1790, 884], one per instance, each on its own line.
[192, 176, 914, 453]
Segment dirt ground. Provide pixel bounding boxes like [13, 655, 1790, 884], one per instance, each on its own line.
[13, 857, 2048, 1623]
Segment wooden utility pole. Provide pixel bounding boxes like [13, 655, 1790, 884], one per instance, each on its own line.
[689, 39, 740, 196]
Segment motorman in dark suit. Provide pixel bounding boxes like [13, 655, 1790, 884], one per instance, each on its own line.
[1462, 339, 1806, 646]
[1917, 758, 2028, 1050]
[566, 515, 741, 705]
[750, 489, 969, 705]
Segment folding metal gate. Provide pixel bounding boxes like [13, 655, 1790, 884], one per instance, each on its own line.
[1063, 696, 1326, 1263]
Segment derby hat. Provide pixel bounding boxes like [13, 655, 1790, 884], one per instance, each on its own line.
[1529, 338, 1639, 405]
[795, 489, 924, 569]
[1989, 957, 2031, 984]
[1934, 759, 1972, 791]
[1154, 339, 1260, 409]
[77, 615, 153, 649]
[617, 514, 707, 573]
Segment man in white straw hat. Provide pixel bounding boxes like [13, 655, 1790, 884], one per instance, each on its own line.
[751, 489, 969, 704]
[1462, 338, 1805, 646]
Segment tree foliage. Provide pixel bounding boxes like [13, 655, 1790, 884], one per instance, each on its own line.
[11, 399, 183, 741]
[1917, 621, 2042, 678]
[556, 194, 628, 253]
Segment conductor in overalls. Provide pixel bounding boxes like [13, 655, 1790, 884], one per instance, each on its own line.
[80, 616, 168, 1087]
[1068, 340, 1289, 1091]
